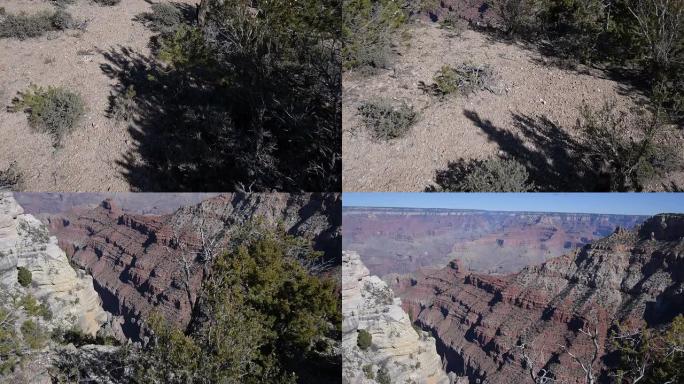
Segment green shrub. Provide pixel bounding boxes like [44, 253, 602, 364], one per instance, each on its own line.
[363, 364, 375, 379]
[496, 0, 540, 35]
[343, 0, 408, 71]
[20, 320, 48, 349]
[19, 294, 52, 320]
[377, 364, 392, 384]
[17, 267, 32, 287]
[0, 9, 74, 39]
[422, 63, 497, 97]
[0, 308, 19, 374]
[93, 0, 121, 5]
[110, 85, 136, 122]
[135, 221, 341, 382]
[0, 162, 23, 192]
[358, 99, 418, 140]
[10, 85, 85, 147]
[578, 100, 678, 191]
[357, 329, 372, 350]
[437, 157, 534, 192]
[138, 2, 183, 34]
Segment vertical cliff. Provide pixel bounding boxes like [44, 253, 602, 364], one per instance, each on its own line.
[0, 193, 108, 336]
[343, 251, 458, 384]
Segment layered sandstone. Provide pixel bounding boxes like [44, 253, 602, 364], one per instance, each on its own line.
[343, 251, 458, 384]
[0, 193, 108, 336]
[47, 193, 340, 340]
[397, 214, 684, 383]
[343, 207, 647, 276]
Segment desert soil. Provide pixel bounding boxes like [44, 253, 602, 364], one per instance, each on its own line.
[0, 0, 195, 192]
[342, 21, 684, 191]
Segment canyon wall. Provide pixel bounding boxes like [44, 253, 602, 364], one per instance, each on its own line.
[396, 214, 684, 383]
[343, 251, 460, 384]
[343, 207, 647, 276]
[46, 193, 341, 340]
[0, 193, 108, 336]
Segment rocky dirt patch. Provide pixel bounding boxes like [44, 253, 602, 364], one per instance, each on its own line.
[0, 0, 194, 192]
[342, 21, 684, 191]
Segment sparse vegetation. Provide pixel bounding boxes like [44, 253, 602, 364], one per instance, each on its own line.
[376, 364, 392, 384]
[17, 267, 32, 288]
[435, 157, 534, 192]
[357, 328, 373, 350]
[137, 2, 183, 34]
[93, 0, 121, 5]
[358, 99, 418, 140]
[19, 295, 52, 320]
[110, 85, 136, 122]
[0, 162, 23, 192]
[20, 320, 48, 350]
[9, 85, 85, 147]
[0, 9, 74, 39]
[363, 364, 375, 379]
[578, 100, 678, 191]
[421, 63, 497, 97]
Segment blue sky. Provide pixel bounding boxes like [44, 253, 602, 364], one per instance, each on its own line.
[343, 193, 684, 215]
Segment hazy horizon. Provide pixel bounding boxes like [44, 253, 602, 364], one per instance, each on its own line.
[343, 193, 684, 216]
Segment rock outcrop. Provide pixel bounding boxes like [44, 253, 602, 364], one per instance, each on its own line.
[0, 193, 108, 336]
[343, 206, 647, 276]
[47, 193, 341, 340]
[343, 251, 456, 384]
[397, 214, 684, 384]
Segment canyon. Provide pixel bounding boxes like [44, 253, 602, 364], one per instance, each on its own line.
[391, 214, 684, 383]
[343, 207, 647, 277]
[42, 193, 341, 340]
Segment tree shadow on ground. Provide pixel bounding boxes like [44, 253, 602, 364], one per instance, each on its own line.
[100, 46, 244, 191]
[472, 24, 655, 105]
[431, 110, 612, 191]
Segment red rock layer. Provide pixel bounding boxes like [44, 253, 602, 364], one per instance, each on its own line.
[343, 207, 647, 276]
[397, 214, 684, 384]
[46, 193, 341, 340]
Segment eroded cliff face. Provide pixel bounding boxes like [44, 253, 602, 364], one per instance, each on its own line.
[46, 193, 341, 340]
[343, 207, 647, 276]
[397, 215, 684, 384]
[0, 193, 108, 336]
[343, 251, 458, 384]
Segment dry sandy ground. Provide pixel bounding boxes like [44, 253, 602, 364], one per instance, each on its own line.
[342, 21, 684, 191]
[0, 0, 195, 192]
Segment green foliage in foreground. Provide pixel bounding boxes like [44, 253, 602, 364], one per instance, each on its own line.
[357, 329, 372, 350]
[17, 267, 32, 288]
[123, 0, 341, 191]
[610, 315, 684, 383]
[9, 85, 85, 147]
[135, 222, 340, 383]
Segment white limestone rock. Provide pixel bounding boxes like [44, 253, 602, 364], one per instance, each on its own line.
[0, 193, 108, 335]
[343, 250, 453, 384]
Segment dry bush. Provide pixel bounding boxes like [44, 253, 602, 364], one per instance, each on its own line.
[9, 85, 85, 147]
[0, 162, 23, 192]
[93, 0, 121, 5]
[0, 9, 74, 39]
[421, 63, 497, 97]
[358, 99, 418, 140]
[578, 100, 680, 191]
[435, 157, 534, 192]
